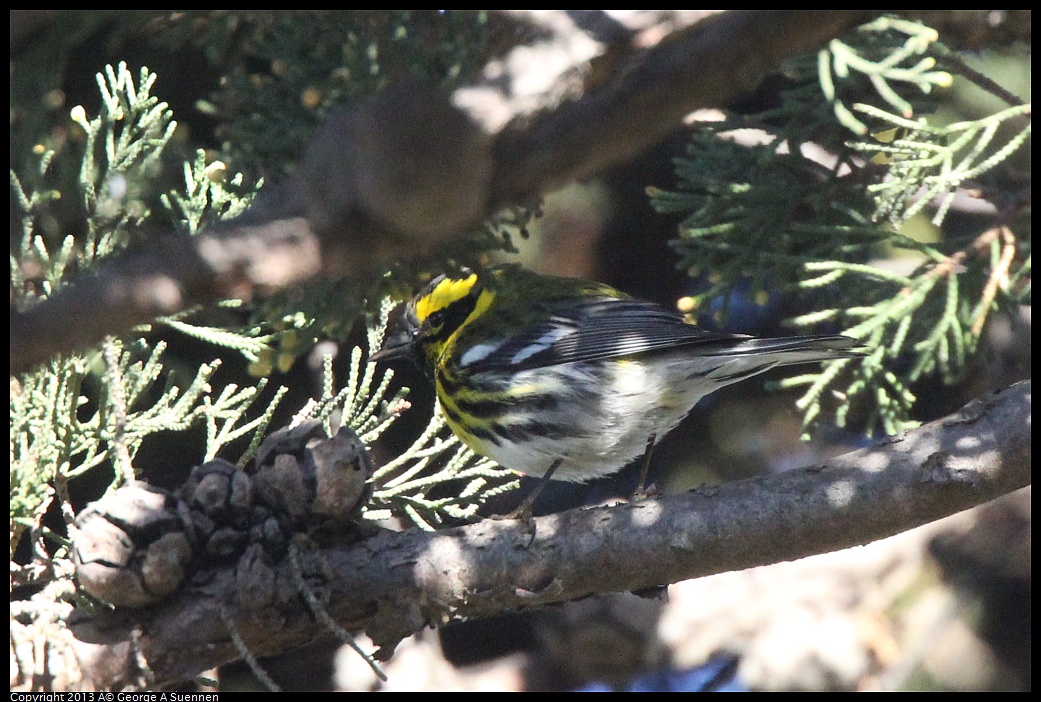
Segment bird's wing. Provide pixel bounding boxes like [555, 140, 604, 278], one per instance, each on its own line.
[456, 297, 747, 372]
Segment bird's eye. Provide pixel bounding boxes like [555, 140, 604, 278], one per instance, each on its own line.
[428, 309, 445, 327]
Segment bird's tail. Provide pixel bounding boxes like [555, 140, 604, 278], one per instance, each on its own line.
[698, 334, 863, 384]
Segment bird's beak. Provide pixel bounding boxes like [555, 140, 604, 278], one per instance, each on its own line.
[369, 323, 417, 363]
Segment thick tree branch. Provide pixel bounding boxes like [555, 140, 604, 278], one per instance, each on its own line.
[69, 380, 1030, 689]
[487, 11, 877, 203]
[10, 10, 882, 374]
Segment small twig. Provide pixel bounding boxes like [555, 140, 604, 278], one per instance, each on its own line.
[903, 223, 1020, 340]
[288, 538, 388, 682]
[935, 52, 1028, 108]
[130, 628, 155, 690]
[101, 336, 135, 483]
[971, 225, 1017, 336]
[220, 604, 282, 692]
[909, 225, 1000, 288]
[51, 471, 79, 543]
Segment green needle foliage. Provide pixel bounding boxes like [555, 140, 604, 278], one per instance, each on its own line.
[11, 49, 516, 688]
[651, 16, 1029, 437]
[300, 299, 518, 531]
[11, 63, 284, 564]
[853, 101, 1031, 227]
[175, 10, 522, 371]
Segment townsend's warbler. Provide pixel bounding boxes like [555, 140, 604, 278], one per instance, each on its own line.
[371, 265, 861, 484]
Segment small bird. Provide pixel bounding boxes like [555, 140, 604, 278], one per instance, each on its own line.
[371, 265, 861, 485]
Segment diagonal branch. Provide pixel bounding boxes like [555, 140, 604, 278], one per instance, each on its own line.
[10, 10, 882, 374]
[69, 380, 1030, 689]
